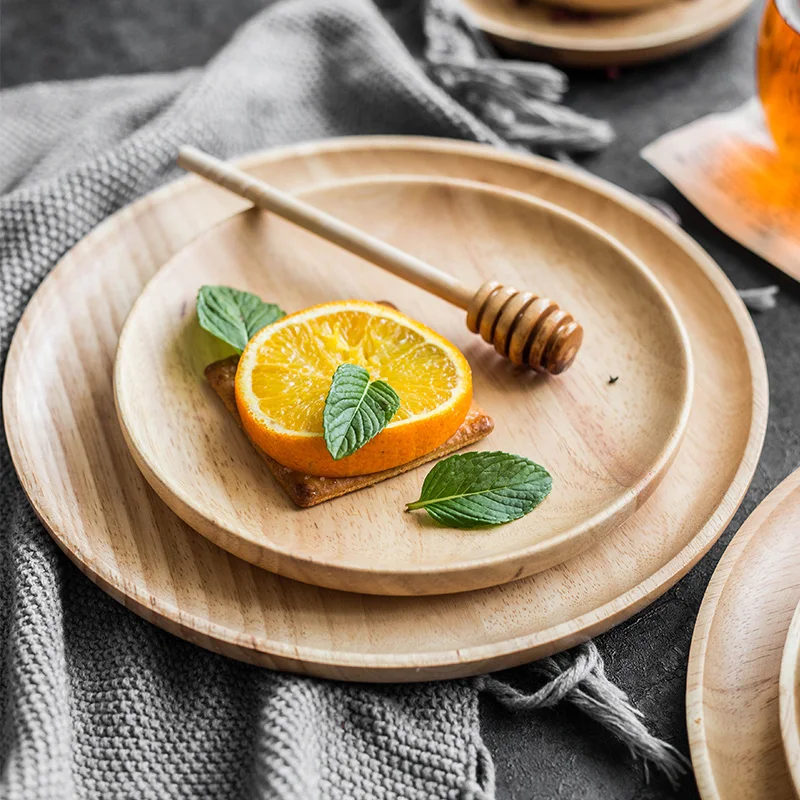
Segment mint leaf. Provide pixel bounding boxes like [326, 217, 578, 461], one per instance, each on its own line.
[406, 451, 552, 529]
[197, 285, 285, 352]
[323, 364, 400, 460]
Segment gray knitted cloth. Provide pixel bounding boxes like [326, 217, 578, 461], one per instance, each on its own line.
[0, 2, 675, 799]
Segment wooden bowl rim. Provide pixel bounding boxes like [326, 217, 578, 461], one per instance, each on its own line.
[780, 603, 800, 797]
[686, 469, 800, 799]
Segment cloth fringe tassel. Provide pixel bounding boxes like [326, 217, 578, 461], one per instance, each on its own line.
[424, 0, 614, 154]
[738, 285, 779, 311]
[474, 642, 690, 789]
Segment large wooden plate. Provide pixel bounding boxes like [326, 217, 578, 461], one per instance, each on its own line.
[114, 177, 692, 596]
[460, 0, 754, 67]
[687, 468, 800, 800]
[780, 603, 800, 798]
[3, 137, 766, 680]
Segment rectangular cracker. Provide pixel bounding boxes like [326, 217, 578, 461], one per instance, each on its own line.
[205, 356, 494, 508]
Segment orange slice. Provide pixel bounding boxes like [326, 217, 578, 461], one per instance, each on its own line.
[235, 300, 473, 477]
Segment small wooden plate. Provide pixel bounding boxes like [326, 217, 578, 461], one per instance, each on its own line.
[3, 137, 766, 680]
[780, 603, 800, 798]
[687, 468, 800, 800]
[460, 0, 754, 67]
[114, 177, 692, 596]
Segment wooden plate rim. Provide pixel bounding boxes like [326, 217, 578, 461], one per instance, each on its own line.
[686, 468, 800, 800]
[3, 136, 767, 673]
[112, 173, 694, 586]
[460, 0, 754, 54]
[780, 603, 800, 797]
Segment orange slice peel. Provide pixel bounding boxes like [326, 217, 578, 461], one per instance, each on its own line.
[234, 300, 473, 477]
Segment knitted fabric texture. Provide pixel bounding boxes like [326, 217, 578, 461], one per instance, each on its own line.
[0, 2, 627, 798]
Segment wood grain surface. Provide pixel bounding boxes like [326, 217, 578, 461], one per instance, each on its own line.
[687, 468, 800, 800]
[113, 177, 692, 595]
[176, 147, 584, 375]
[461, 0, 755, 67]
[3, 137, 766, 680]
[780, 603, 800, 798]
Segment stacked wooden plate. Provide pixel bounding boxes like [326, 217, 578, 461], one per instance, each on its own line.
[3, 137, 767, 681]
[688, 467, 800, 800]
[459, 0, 755, 67]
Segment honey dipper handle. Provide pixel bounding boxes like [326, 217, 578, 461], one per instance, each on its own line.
[177, 146, 475, 309]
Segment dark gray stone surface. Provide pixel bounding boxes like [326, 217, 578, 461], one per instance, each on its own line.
[3, 2, 798, 798]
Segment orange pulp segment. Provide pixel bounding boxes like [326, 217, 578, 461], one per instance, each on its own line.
[234, 300, 473, 477]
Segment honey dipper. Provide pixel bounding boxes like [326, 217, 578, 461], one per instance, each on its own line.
[177, 146, 583, 374]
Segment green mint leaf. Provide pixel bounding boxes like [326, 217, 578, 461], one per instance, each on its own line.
[323, 364, 401, 460]
[197, 285, 285, 352]
[405, 451, 552, 529]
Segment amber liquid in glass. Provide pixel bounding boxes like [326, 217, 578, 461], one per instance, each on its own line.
[758, 0, 800, 162]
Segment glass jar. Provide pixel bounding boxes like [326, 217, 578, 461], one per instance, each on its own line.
[758, 0, 800, 162]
